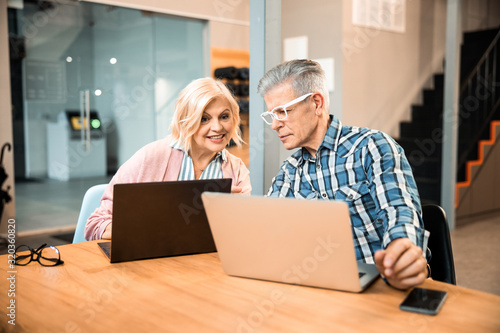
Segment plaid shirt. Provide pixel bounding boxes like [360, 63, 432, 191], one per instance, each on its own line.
[267, 115, 429, 263]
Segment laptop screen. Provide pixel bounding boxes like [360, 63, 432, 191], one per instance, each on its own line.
[108, 178, 232, 263]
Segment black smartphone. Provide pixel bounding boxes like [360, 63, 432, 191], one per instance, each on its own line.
[399, 288, 448, 315]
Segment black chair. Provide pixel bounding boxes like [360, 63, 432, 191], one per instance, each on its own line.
[422, 204, 457, 285]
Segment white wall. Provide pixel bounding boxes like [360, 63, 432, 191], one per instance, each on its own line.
[340, 0, 499, 137]
[281, 0, 449, 139]
[85, 0, 249, 50]
[462, 0, 500, 32]
[280, 0, 343, 169]
[282, 0, 343, 118]
[342, 0, 447, 137]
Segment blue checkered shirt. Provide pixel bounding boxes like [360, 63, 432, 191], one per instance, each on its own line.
[267, 116, 429, 263]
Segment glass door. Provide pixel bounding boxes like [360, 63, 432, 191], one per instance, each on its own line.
[9, 2, 206, 233]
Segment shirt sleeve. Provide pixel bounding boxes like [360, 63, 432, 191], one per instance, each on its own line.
[363, 132, 429, 255]
[84, 147, 147, 241]
[222, 151, 252, 195]
[234, 158, 252, 195]
[266, 165, 293, 197]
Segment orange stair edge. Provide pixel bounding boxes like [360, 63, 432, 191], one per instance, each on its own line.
[455, 120, 500, 208]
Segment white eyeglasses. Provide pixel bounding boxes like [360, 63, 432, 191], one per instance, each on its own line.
[260, 93, 313, 125]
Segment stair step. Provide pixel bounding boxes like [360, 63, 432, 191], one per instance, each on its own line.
[457, 122, 500, 183]
[463, 28, 499, 45]
[460, 29, 499, 81]
[411, 105, 442, 122]
[397, 137, 442, 160]
[469, 163, 481, 179]
[411, 158, 441, 179]
[399, 28, 500, 205]
[400, 121, 442, 139]
[457, 167, 467, 183]
[414, 177, 441, 203]
[458, 143, 479, 161]
[402, 118, 442, 130]
[433, 74, 444, 90]
[423, 89, 444, 107]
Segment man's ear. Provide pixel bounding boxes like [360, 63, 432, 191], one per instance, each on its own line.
[311, 93, 326, 116]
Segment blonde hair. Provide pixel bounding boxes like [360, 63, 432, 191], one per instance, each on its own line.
[170, 78, 243, 153]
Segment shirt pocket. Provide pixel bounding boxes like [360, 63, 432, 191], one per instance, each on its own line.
[334, 181, 370, 202]
[293, 189, 319, 200]
[334, 181, 377, 235]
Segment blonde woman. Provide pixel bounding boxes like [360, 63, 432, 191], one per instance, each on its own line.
[85, 78, 251, 241]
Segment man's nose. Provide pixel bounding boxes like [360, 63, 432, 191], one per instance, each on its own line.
[271, 117, 283, 131]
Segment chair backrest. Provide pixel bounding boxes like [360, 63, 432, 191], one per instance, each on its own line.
[422, 204, 457, 285]
[73, 184, 108, 243]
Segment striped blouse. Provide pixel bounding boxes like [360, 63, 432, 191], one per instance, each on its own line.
[169, 141, 224, 181]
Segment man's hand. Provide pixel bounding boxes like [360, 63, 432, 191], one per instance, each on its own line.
[101, 223, 112, 239]
[374, 238, 428, 290]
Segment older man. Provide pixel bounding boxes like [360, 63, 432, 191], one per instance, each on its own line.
[258, 59, 429, 290]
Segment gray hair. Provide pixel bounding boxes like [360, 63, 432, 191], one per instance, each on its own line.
[257, 59, 329, 109]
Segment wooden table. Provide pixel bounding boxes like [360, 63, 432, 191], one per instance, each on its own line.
[1, 241, 500, 332]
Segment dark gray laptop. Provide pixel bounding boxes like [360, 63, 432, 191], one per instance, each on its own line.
[98, 178, 232, 263]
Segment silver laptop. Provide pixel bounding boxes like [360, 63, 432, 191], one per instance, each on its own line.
[201, 193, 379, 292]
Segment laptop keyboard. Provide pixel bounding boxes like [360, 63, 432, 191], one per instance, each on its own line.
[97, 242, 111, 258]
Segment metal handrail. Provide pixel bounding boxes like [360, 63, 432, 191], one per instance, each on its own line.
[460, 29, 500, 94]
[456, 29, 500, 180]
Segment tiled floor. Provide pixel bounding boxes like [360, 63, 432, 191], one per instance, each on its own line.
[2, 178, 500, 296]
[13, 176, 112, 235]
[451, 213, 500, 296]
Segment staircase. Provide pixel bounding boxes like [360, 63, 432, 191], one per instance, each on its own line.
[398, 74, 443, 204]
[455, 121, 500, 221]
[397, 27, 500, 205]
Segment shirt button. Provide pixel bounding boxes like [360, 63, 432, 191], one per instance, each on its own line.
[348, 194, 354, 199]
[316, 164, 321, 169]
[322, 193, 327, 198]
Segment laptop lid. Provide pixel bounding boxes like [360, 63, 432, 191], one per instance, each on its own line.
[201, 193, 379, 292]
[102, 178, 231, 263]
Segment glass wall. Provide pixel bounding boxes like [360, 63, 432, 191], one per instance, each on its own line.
[9, 1, 206, 232]
[14, 2, 206, 179]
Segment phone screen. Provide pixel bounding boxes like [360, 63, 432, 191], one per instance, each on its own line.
[399, 288, 448, 315]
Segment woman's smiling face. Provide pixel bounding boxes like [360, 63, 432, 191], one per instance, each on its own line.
[191, 96, 235, 155]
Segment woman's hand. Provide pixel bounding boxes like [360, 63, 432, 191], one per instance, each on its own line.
[231, 186, 243, 194]
[102, 223, 112, 239]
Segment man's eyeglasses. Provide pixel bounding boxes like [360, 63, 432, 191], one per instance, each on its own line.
[260, 93, 313, 125]
[14, 243, 64, 266]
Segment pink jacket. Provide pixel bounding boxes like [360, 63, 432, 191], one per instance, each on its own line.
[84, 138, 251, 240]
